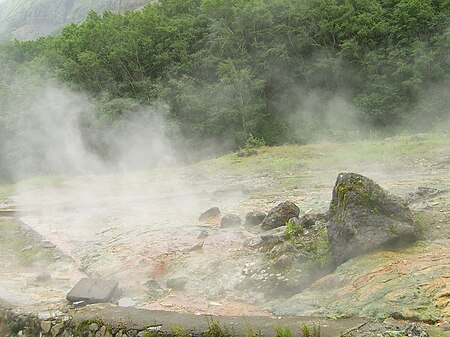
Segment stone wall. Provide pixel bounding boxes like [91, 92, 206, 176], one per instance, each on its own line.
[0, 309, 163, 337]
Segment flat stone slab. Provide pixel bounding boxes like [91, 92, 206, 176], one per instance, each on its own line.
[71, 303, 368, 337]
[67, 278, 118, 304]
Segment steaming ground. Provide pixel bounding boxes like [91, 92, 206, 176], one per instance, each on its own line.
[0, 135, 449, 318]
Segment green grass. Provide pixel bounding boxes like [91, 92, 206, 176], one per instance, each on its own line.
[284, 219, 304, 240]
[0, 219, 53, 266]
[0, 175, 66, 201]
[427, 327, 450, 337]
[191, 133, 449, 177]
[204, 319, 228, 337]
[299, 323, 321, 337]
[169, 325, 189, 337]
[0, 183, 15, 201]
[274, 325, 294, 337]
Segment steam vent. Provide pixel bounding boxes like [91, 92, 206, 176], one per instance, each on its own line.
[327, 172, 419, 266]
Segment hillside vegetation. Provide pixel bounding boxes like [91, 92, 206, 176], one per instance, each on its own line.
[0, 0, 449, 182]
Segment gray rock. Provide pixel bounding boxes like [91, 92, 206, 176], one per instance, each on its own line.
[287, 217, 301, 226]
[187, 241, 204, 252]
[51, 322, 64, 337]
[274, 254, 294, 269]
[260, 226, 286, 245]
[297, 213, 317, 228]
[220, 213, 242, 228]
[197, 229, 209, 239]
[407, 186, 444, 202]
[327, 172, 419, 266]
[36, 272, 51, 282]
[40, 321, 52, 333]
[199, 207, 220, 221]
[244, 211, 266, 226]
[66, 278, 118, 304]
[60, 329, 73, 337]
[261, 201, 300, 230]
[166, 277, 188, 290]
[96, 325, 112, 337]
[89, 323, 100, 332]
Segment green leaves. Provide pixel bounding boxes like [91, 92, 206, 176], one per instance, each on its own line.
[0, 0, 449, 157]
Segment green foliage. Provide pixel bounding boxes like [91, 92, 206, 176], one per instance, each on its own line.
[274, 325, 293, 337]
[0, 0, 449, 179]
[300, 323, 320, 337]
[244, 134, 266, 149]
[284, 219, 304, 240]
[169, 325, 189, 337]
[244, 321, 263, 337]
[204, 319, 227, 337]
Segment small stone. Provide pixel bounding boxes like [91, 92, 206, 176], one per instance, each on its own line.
[89, 323, 100, 332]
[199, 207, 221, 221]
[19, 245, 33, 252]
[36, 273, 51, 282]
[187, 241, 204, 252]
[261, 201, 300, 230]
[244, 211, 266, 226]
[41, 321, 52, 333]
[61, 329, 72, 337]
[274, 254, 294, 269]
[197, 230, 209, 239]
[96, 325, 107, 337]
[51, 323, 64, 337]
[298, 213, 318, 228]
[166, 277, 188, 290]
[220, 214, 242, 228]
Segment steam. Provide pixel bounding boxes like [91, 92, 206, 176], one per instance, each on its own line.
[282, 88, 363, 143]
[0, 78, 179, 182]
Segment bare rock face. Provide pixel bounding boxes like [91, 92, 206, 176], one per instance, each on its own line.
[261, 201, 300, 230]
[0, 0, 152, 41]
[327, 172, 419, 266]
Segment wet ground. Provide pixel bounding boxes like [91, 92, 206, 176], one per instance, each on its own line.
[0, 135, 449, 320]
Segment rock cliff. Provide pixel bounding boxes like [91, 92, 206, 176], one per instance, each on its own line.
[0, 0, 152, 41]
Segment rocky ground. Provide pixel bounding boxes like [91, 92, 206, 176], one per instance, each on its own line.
[0, 134, 449, 335]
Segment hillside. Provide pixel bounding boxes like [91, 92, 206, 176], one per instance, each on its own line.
[0, 0, 151, 40]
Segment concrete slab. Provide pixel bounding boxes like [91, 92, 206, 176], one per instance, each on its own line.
[66, 278, 118, 304]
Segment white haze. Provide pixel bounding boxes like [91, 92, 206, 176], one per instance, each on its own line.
[2, 80, 179, 181]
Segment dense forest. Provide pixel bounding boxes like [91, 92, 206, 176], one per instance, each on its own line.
[0, 0, 449, 180]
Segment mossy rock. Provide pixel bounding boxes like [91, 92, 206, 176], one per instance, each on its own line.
[327, 172, 419, 266]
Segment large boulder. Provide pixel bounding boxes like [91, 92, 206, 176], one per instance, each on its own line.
[261, 201, 300, 230]
[327, 172, 419, 266]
